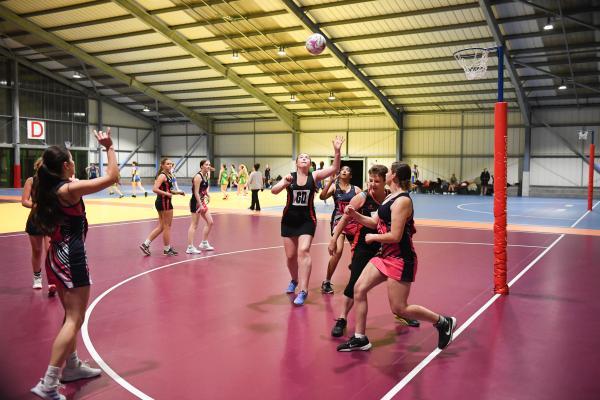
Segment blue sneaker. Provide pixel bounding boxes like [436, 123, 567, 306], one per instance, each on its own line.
[293, 290, 308, 306]
[286, 280, 298, 294]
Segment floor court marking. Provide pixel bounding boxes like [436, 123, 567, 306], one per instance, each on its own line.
[380, 200, 599, 400]
[81, 239, 550, 399]
[457, 202, 579, 221]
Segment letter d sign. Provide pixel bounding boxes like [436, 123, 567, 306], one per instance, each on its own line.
[27, 120, 45, 140]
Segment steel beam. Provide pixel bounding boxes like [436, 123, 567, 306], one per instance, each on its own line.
[281, 0, 401, 127]
[112, 0, 296, 130]
[479, 0, 531, 126]
[0, 5, 211, 133]
[118, 129, 154, 170]
[174, 134, 205, 173]
[0, 46, 158, 127]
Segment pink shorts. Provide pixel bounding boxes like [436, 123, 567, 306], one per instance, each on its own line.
[370, 256, 416, 282]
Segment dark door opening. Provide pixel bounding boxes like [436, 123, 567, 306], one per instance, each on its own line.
[340, 159, 364, 189]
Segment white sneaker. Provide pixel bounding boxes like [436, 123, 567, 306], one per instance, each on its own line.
[186, 245, 201, 254]
[33, 275, 43, 289]
[198, 241, 214, 251]
[61, 360, 102, 382]
[31, 379, 65, 400]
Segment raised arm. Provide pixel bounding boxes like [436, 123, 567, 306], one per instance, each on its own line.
[59, 129, 119, 202]
[319, 176, 337, 200]
[271, 173, 292, 195]
[313, 136, 344, 182]
[21, 177, 34, 208]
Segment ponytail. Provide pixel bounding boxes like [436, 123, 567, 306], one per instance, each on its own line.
[391, 161, 411, 190]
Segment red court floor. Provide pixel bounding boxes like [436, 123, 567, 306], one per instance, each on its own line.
[1, 212, 599, 399]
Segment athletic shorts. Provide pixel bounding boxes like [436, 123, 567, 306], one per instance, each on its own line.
[132, 175, 141, 183]
[343, 246, 378, 298]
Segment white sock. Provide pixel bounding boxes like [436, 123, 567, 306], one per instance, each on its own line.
[187, 244, 194, 249]
[143, 239, 151, 246]
[43, 365, 61, 387]
[164, 245, 171, 251]
[201, 240, 208, 244]
[66, 351, 79, 368]
[324, 279, 330, 283]
[354, 333, 365, 339]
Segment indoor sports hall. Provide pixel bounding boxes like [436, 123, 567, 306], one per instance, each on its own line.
[0, 1, 598, 400]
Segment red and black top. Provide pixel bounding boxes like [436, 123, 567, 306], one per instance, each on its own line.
[155, 172, 174, 211]
[376, 192, 417, 263]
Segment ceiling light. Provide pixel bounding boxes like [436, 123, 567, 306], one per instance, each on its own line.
[232, 50, 239, 60]
[290, 94, 297, 102]
[73, 71, 83, 79]
[278, 46, 286, 56]
[142, 105, 150, 112]
[328, 91, 335, 100]
[543, 17, 554, 30]
[558, 80, 567, 90]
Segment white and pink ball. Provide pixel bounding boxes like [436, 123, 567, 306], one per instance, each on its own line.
[305, 33, 326, 55]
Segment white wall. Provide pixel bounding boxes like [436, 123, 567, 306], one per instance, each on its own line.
[160, 122, 208, 178]
[530, 108, 600, 187]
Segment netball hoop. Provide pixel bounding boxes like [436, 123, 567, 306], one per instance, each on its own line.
[455, 45, 509, 295]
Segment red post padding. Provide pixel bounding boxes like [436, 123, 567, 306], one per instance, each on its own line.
[494, 102, 509, 295]
[13, 164, 22, 188]
[589, 144, 595, 211]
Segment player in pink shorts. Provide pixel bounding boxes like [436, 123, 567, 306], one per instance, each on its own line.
[337, 162, 457, 352]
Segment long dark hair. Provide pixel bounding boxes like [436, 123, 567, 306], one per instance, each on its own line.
[391, 161, 411, 190]
[31, 146, 71, 235]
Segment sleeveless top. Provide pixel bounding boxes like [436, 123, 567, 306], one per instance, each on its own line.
[376, 192, 417, 263]
[157, 172, 173, 196]
[282, 172, 316, 225]
[47, 181, 88, 275]
[330, 182, 357, 227]
[352, 190, 387, 252]
[191, 171, 209, 210]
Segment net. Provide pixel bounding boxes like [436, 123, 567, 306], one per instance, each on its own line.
[453, 47, 491, 80]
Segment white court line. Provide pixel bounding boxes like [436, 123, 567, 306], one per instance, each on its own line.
[81, 239, 538, 399]
[456, 202, 577, 221]
[414, 240, 547, 249]
[380, 200, 599, 400]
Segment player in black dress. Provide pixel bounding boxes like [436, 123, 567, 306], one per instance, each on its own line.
[271, 136, 344, 306]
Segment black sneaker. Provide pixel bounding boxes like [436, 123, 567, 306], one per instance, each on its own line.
[436, 316, 457, 349]
[321, 281, 334, 294]
[337, 335, 372, 352]
[163, 247, 178, 256]
[139, 243, 151, 256]
[331, 318, 347, 337]
[132, 194, 136, 198]
[395, 315, 420, 327]
[144, 192, 148, 197]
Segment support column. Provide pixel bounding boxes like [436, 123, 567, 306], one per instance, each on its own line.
[97, 99, 103, 177]
[12, 59, 20, 188]
[521, 122, 531, 197]
[292, 129, 298, 161]
[154, 99, 160, 171]
[396, 111, 403, 161]
[459, 111, 465, 181]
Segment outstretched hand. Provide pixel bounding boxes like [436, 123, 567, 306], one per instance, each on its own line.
[332, 135, 345, 152]
[94, 127, 113, 149]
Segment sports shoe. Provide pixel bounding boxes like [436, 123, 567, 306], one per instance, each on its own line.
[337, 335, 372, 352]
[139, 243, 151, 256]
[286, 280, 298, 294]
[186, 245, 201, 254]
[395, 315, 420, 327]
[436, 316, 457, 349]
[163, 247, 178, 256]
[321, 280, 334, 294]
[331, 318, 347, 337]
[198, 241, 214, 251]
[31, 379, 65, 400]
[132, 194, 136, 198]
[61, 360, 102, 382]
[144, 192, 148, 197]
[293, 290, 308, 306]
[33, 275, 43, 289]
[119, 194, 124, 198]
[48, 284, 57, 297]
